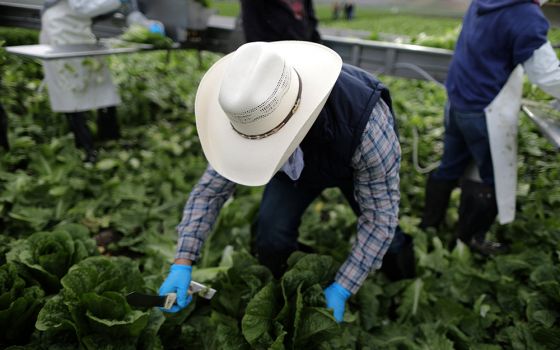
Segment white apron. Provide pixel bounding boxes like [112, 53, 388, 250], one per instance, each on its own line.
[40, 1, 121, 113]
[484, 65, 524, 224]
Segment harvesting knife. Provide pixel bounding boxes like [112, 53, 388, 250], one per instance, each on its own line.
[126, 281, 216, 309]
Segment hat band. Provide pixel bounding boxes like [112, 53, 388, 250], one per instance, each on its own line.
[231, 69, 302, 140]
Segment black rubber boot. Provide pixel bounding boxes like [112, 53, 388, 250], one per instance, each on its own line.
[97, 106, 120, 141]
[453, 179, 507, 255]
[419, 175, 457, 230]
[0, 103, 9, 151]
[66, 112, 96, 163]
[468, 237, 508, 256]
[380, 228, 416, 281]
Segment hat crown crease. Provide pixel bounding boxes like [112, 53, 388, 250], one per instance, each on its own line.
[218, 42, 299, 136]
[195, 40, 343, 186]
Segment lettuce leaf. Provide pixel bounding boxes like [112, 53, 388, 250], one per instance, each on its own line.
[35, 256, 152, 349]
[241, 282, 282, 347]
[0, 263, 44, 347]
[7, 224, 97, 293]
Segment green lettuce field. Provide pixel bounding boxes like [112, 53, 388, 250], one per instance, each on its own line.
[1, 22, 560, 349]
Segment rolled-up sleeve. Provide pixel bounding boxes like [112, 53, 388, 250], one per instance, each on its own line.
[335, 99, 401, 294]
[175, 165, 237, 261]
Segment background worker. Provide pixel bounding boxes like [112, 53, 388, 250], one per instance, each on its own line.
[332, 1, 341, 20]
[240, 0, 322, 43]
[40, 0, 163, 163]
[344, 1, 355, 21]
[159, 41, 401, 322]
[420, 0, 560, 255]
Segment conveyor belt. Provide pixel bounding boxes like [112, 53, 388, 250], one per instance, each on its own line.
[2, 0, 559, 151]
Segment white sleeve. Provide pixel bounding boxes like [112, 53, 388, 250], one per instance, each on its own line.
[523, 41, 560, 100]
[67, 0, 121, 18]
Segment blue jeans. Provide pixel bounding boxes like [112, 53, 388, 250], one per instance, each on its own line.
[254, 173, 406, 277]
[432, 103, 494, 185]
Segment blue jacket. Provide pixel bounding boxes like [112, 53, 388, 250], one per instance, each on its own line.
[446, 0, 549, 112]
[288, 64, 393, 189]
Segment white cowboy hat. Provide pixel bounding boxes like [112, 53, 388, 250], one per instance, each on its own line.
[195, 41, 342, 186]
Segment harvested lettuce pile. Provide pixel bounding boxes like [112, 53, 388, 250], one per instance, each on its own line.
[120, 25, 174, 50]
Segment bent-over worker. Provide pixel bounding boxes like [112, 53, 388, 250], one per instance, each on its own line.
[159, 41, 402, 322]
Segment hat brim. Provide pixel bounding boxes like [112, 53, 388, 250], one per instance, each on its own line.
[195, 41, 343, 186]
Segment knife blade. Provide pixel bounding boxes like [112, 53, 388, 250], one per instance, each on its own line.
[189, 280, 217, 300]
[126, 281, 216, 309]
[126, 292, 176, 309]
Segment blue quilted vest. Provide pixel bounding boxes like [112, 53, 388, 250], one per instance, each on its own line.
[289, 64, 394, 189]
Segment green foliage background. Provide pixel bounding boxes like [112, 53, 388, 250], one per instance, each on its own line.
[1, 6, 560, 348]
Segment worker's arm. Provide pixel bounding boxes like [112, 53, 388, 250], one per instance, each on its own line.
[325, 99, 400, 322]
[67, 0, 122, 18]
[524, 41, 560, 100]
[175, 165, 237, 262]
[336, 99, 400, 294]
[159, 165, 236, 313]
[513, 10, 559, 98]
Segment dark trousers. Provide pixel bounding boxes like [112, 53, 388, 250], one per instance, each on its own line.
[254, 173, 408, 278]
[424, 103, 499, 251]
[0, 105, 119, 154]
[432, 103, 494, 185]
[66, 112, 94, 153]
[66, 106, 120, 152]
[96, 106, 120, 141]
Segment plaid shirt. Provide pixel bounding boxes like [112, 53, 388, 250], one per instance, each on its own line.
[176, 99, 400, 294]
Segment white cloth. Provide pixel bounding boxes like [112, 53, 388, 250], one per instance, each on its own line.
[483, 41, 560, 224]
[485, 65, 524, 225]
[67, 0, 122, 18]
[40, 0, 121, 112]
[524, 41, 560, 100]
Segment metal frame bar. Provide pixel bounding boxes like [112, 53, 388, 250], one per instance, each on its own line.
[321, 35, 453, 82]
[542, 3, 560, 28]
[521, 105, 560, 150]
[5, 41, 156, 60]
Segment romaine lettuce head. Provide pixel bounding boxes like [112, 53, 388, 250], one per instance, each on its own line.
[36, 256, 151, 350]
[7, 224, 97, 293]
[0, 263, 44, 347]
[239, 253, 340, 349]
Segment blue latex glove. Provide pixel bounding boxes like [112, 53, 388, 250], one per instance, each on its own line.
[158, 264, 192, 313]
[324, 282, 352, 323]
[149, 22, 165, 35]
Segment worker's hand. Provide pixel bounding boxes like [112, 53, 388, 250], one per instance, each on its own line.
[126, 11, 165, 35]
[148, 21, 165, 35]
[158, 264, 192, 313]
[324, 282, 351, 323]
